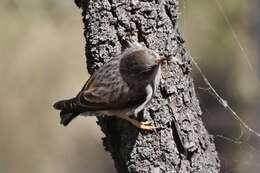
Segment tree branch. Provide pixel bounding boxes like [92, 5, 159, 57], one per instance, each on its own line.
[75, 0, 220, 172]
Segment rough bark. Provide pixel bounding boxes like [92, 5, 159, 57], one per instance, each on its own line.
[75, 0, 220, 172]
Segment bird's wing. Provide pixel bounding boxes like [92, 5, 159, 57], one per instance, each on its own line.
[75, 61, 133, 111]
[54, 59, 148, 113]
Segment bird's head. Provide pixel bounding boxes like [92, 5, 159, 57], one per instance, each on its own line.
[119, 48, 166, 85]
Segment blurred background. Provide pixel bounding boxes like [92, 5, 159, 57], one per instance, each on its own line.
[181, 0, 260, 172]
[0, 0, 259, 173]
[0, 0, 115, 173]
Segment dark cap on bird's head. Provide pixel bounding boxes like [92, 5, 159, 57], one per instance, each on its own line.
[119, 48, 165, 85]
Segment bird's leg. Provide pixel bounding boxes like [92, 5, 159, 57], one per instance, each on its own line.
[124, 116, 155, 131]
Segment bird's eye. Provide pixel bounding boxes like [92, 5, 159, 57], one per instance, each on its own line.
[146, 65, 157, 71]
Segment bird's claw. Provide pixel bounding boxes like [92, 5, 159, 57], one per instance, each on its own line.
[125, 116, 155, 131]
[139, 121, 155, 131]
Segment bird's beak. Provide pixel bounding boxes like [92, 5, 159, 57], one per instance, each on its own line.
[155, 56, 167, 64]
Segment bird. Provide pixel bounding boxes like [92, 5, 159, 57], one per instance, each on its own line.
[53, 41, 166, 130]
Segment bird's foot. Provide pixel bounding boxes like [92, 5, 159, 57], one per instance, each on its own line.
[125, 117, 155, 131]
[138, 121, 155, 131]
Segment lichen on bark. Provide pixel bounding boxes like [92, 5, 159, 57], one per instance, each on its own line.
[76, 0, 220, 172]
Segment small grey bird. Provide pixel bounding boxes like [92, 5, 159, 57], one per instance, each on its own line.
[53, 42, 166, 130]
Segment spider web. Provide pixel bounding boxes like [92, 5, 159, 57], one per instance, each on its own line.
[179, 0, 260, 172]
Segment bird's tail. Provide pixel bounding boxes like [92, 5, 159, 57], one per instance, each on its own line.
[53, 98, 79, 126]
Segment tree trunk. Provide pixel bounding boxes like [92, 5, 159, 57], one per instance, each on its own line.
[75, 0, 220, 172]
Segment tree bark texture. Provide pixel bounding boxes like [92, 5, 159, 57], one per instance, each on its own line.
[75, 0, 220, 172]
